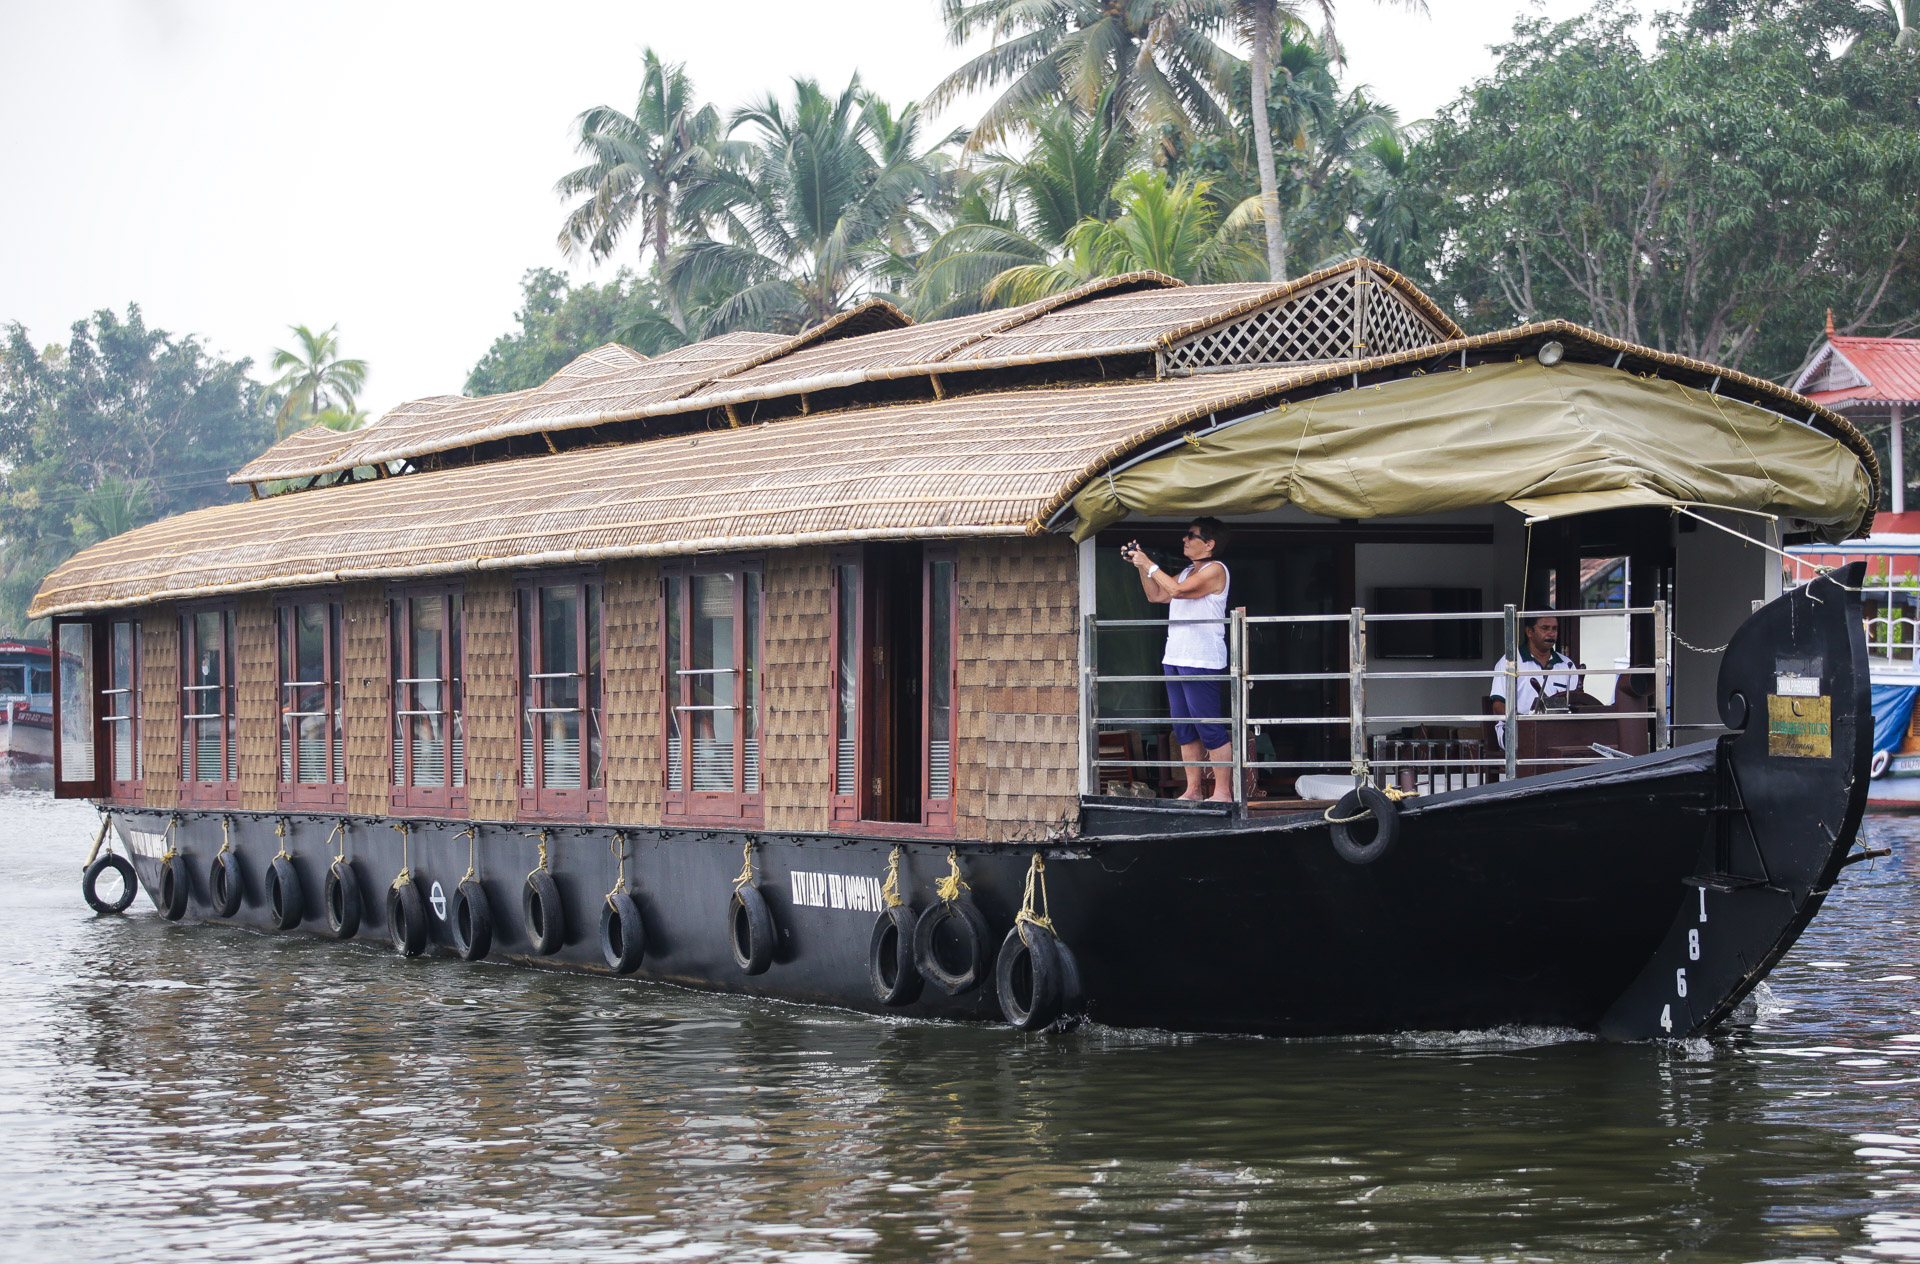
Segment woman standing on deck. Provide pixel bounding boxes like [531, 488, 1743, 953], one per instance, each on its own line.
[1125, 519, 1233, 802]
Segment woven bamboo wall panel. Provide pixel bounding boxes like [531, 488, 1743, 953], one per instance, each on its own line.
[603, 558, 661, 826]
[236, 594, 277, 810]
[462, 574, 517, 822]
[954, 537, 1080, 841]
[762, 547, 831, 832]
[141, 608, 178, 808]
[342, 583, 391, 814]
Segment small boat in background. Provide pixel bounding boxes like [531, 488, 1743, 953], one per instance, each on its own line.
[0, 640, 55, 765]
[1787, 513, 1920, 810]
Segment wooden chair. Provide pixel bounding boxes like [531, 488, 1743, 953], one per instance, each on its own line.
[1097, 729, 1144, 795]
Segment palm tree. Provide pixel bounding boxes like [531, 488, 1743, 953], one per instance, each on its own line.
[929, 0, 1238, 148]
[914, 100, 1141, 316]
[269, 325, 367, 440]
[555, 49, 731, 330]
[985, 170, 1262, 301]
[667, 76, 947, 334]
[1356, 127, 1423, 270]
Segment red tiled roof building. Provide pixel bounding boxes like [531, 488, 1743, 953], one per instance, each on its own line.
[1794, 312, 1920, 512]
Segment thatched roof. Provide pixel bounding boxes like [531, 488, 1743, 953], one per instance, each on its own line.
[33, 319, 1876, 617]
[229, 260, 1460, 488]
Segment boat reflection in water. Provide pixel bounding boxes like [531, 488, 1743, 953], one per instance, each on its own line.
[34, 259, 1891, 1041]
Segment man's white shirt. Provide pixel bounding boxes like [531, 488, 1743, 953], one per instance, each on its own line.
[1490, 649, 1581, 747]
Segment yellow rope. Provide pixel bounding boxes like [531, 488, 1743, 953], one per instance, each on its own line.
[881, 845, 904, 909]
[1322, 784, 1412, 824]
[327, 820, 346, 865]
[217, 815, 233, 857]
[523, 828, 551, 879]
[1015, 853, 1054, 936]
[391, 821, 411, 890]
[935, 849, 968, 903]
[273, 818, 291, 862]
[609, 832, 630, 901]
[456, 826, 477, 883]
[733, 839, 755, 891]
[159, 815, 177, 864]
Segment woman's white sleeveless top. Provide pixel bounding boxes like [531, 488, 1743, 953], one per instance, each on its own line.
[1162, 561, 1230, 668]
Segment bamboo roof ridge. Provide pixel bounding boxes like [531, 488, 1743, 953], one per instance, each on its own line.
[228, 260, 1459, 488]
[35, 319, 1877, 618]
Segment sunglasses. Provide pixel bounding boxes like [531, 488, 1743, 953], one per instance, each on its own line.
[1183, 531, 1208, 542]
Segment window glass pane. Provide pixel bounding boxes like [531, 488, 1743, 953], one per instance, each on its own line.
[390, 599, 403, 786]
[539, 585, 581, 790]
[293, 603, 328, 782]
[330, 603, 344, 783]
[449, 594, 464, 788]
[190, 611, 227, 782]
[0, 666, 22, 695]
[928, 560, 953, 800]
[57, 623, 95, 782]
[690, 573, 736, 791]
[586, 582, 602, 791]
[519, 588, 535, 789]
[409, 596, 445, 787]
[835, 564, 858, 796]
[110, 622, 137, 783]
[665, 575, 683, 790]
[743, 570, 760, 794]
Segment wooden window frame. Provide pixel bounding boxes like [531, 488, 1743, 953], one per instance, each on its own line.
[276, 593, 347, 808]
[827, 545, 958, 837]
[661, 555, 765, 827]
[105, 616, 143, 802]
[50, 616, 107, 800]
[389, 583, 466, 815]
[515, 570, 607, 823]
[178, 603, 239, 805]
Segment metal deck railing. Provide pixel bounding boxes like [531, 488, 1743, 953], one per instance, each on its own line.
[1081, 603, 1673, 804]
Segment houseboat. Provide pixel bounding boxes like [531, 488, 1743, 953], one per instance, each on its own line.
[0, 640, 54, 765]
[42, 260, 1885, 1040]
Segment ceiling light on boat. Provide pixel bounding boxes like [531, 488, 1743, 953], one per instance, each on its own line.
[1537, 340, 1566, 367]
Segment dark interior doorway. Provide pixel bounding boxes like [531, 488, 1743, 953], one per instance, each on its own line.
[861, 543, 924, 824]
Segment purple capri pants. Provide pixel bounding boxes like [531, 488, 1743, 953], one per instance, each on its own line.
[1166, 664, 1230, 749]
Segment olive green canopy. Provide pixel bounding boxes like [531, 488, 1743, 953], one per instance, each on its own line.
[1069, 360, 1874, 543]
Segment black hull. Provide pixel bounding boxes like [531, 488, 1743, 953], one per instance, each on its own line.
[101, 567, 1875, 1040]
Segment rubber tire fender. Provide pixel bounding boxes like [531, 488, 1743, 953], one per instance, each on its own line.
[1329, 785, 1399, 865]
[159, 854, 190, 921]
[267, 855, 303, 931]
[522, 870, 565, 956]
[325, 860, 362, 939]
[208, 852, 244, 919]
[83, 853, 138, 916]
[387, 880, 428, 957]
[868, 905, 924, 1006]
[600, 892, 645, 974]
[913, 899, 992, 995]
[729, 885, 775, 975]
[451, 879, 493, 962]
[995, 923, 1064, 1031]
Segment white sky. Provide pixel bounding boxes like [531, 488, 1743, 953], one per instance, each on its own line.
[0, 0, 1609, 419]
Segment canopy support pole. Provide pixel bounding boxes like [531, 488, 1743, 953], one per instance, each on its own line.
[1894, 405, 1906, 515]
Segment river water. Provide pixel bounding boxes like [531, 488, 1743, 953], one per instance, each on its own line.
[3, 780, 1918, 1263]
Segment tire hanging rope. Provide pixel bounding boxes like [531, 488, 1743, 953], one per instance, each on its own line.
[1016, 853, 1054, 936]
[935, 848, 968, 903]
[391, 821, 412, 891]
[881, 844, 904, 909]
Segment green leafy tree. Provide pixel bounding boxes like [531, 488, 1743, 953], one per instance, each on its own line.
[0, 307, 272, 633]
[554, 49, 733, 331]
[1408, 3, 1920, 377]
[985, 170, 1262, 301]
[668, 76, 949, 334]
[466, 267, 689, 396]
[268, 324, 367, 439]
[928, 0, 1237, 148]
[914, 100, 1140, 316]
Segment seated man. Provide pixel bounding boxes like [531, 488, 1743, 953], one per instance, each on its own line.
[1490, 614, 1581, 749]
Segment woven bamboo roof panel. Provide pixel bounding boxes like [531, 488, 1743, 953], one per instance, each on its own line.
[40, 370, 1304, 615]
[37, 317, 1877, 618]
